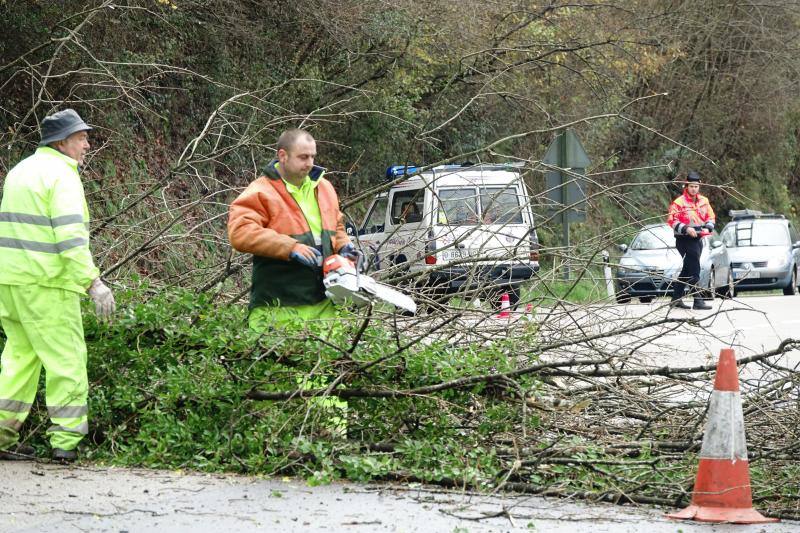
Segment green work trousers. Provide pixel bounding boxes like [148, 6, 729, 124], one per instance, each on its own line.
[0, 284, 89, 451]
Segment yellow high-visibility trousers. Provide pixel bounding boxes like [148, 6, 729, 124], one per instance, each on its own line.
[248, 299, 337, 331]
[0, 284, 89, 451]
[249, 299, 347, 437]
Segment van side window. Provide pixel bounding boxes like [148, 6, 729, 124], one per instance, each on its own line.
[437, 188, 478, 225]
[480, 187, 523, 224]
[361, 197, 388, 234]
[390, 190, 424, 225]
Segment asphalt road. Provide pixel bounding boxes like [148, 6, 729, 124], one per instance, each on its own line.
[2, 461, 799, 533]
[1, 293, 798, 532]
[606, 292, 800, 376]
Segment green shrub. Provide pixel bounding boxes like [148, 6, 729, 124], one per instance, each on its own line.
[0, 286, 542, 484]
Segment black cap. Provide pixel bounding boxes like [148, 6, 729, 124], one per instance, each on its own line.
[686, 170, 701, 183]
[39, 109, 92, 146]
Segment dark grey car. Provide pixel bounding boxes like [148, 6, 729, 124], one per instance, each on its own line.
[720, 212, 800, 296]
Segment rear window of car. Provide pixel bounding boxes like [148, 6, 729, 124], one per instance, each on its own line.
[631, 226, 674, 250]
[727, 220, 790, 246]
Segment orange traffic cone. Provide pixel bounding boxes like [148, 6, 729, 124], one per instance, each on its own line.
[494, 292, 511, 319]
[667, 348, 778, 524]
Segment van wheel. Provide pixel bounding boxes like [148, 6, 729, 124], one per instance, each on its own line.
[417, 294, 450, 314]
[639, 296, 654, 303]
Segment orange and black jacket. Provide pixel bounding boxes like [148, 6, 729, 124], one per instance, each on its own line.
[227, 161, 350, 309]
[667, 190, 716, 237]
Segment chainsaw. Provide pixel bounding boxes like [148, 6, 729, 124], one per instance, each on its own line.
[322, 254, 417, 314]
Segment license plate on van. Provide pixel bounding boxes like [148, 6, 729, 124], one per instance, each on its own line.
[441, 249, 466, 261]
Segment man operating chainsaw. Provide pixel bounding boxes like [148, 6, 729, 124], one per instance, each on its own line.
[227, 128, 357, 329]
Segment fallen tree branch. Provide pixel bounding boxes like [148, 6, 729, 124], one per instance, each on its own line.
[247, 338, 800, 400]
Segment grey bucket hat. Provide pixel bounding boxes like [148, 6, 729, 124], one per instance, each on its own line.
[39, 109, 92, 146]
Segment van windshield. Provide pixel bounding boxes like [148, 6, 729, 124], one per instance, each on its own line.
[481, 187, 523, 224]
[437, 188, 479, 225]
[437, 187, 523, 226]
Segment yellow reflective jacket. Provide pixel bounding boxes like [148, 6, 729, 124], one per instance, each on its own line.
[0, 147, 99, 293]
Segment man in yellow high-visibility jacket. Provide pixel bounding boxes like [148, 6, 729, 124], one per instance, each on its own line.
[0, 109, 115, 462]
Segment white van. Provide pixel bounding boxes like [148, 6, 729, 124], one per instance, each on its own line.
[354, 163, 540, 307]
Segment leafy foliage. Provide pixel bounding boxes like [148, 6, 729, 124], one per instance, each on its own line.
[0, 287, 531, 486]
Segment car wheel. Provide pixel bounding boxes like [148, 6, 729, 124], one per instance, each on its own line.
[615, 290, 631, 304]
[639, 296, 654, 303]
[703, 268, 716, 301]
[783, 266, 798, 296]
[717, 269, 734, 299]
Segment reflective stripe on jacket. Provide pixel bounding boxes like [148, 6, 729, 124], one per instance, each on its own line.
[667, 190, 716, 236]
[227, 160, 350, 308]
[0, 147, 99, 293]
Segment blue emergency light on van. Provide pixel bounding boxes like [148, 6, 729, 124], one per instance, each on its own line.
[386, 165, 418, 179]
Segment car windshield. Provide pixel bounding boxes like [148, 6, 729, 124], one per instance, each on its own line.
[631, 226, 674, 250]
[730, 221, 790, 246]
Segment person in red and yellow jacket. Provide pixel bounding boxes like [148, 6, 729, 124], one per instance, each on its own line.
[227, 129, 355, 329]
[666, 171, 715, 310]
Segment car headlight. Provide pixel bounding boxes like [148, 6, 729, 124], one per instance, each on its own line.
[769, 256, 788, 269]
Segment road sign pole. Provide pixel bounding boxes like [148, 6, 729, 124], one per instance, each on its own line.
[560, 129, 570, 281]
[542, 128, 591, 282]
[563, 219, 570, 281]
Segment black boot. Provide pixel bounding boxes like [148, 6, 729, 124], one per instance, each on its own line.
[670, 299, 692, 309]
[693, 299, 712, 310]
[52, 448, 78, 463]
[0, 443, 35, 461]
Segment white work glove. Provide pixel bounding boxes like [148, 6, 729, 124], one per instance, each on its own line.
[88, 278, 116, 320]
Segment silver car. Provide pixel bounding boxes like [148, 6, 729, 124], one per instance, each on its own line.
[615, 223, 733, 303]
[720, 212, 800, 296]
